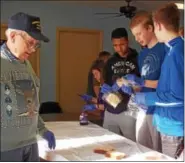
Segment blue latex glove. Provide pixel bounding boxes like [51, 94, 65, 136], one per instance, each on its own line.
[133, 93, 146, 105]
[83, 104, 97, 111]
[112, 82, 121, 91]
[121, 85, 134, 95]
[100, 84, 113, 94]
[78, 94, 93, 102]
[125, 74, 145, 87]
[43, 130, 56, 149]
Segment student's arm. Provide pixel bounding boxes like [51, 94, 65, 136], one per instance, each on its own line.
[96, 104, 105, 111]
[131, 53, 142, 91]
[133, 86, 142, 92]
[91, 97, 98, 104]
[144, 80, 158, 88]
[144, 51, 184, 107]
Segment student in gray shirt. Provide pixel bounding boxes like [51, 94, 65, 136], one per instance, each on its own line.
[1, 12, 56, 161]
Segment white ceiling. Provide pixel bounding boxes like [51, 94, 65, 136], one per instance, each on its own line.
[62, 0, 184, 12]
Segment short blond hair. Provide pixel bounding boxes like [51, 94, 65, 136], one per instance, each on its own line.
[130, 11, 153, 29]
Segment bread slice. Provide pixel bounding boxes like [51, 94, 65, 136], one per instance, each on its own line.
[144, 151, 166, 160]
[105, 151, 127, 160]
[145, 156, 160, 160]
[93, 147, 115, 154]
[145, 155, 166, 160]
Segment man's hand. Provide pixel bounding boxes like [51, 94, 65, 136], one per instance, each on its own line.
[43, 130, 56, 149]
[125, 74, 145, 87]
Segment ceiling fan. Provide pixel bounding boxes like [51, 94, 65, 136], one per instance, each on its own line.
[94, 0, 137, 19]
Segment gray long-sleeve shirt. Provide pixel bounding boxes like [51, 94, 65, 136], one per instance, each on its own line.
[1, 43, 48, 151]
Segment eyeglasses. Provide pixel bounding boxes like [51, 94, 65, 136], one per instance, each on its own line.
[17, 33, 41, 51]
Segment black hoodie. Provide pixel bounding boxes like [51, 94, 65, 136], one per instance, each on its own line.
[103, 48, 140, 114]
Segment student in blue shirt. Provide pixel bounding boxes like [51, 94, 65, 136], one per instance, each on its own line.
[129, 11, 166, 152]
[113, 11, 166, 152]
[122, 3, 184, 158]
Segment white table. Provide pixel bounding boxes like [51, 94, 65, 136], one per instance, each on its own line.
[38, 121, 175, 161]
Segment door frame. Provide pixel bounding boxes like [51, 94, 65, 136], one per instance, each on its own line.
[1, 24, 8, 40]
[0, 23, 40, 77]
[56, 27, 103, 105]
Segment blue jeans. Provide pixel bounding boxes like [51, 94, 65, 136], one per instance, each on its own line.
[103, 110, 136, 141]
[0, 143, 39, 162]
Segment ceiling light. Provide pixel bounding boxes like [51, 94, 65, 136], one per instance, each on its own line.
[175, 3, 184, 10]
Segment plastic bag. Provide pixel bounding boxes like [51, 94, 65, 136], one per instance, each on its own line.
[124, 95, 148, 119]
[102, 91, 123, 108]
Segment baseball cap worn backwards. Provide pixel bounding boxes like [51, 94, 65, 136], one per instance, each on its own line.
[8, 12, 49, 42]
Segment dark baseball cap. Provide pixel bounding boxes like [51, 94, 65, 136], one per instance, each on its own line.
[8, 12, 49, 42]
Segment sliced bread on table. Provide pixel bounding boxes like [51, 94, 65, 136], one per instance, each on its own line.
[105, 151, 127, 160]
[93, 146, 115, 154]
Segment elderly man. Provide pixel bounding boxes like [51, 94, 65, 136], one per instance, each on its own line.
[0, 12, 55, 161]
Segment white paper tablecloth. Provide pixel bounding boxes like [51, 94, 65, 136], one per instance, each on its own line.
[37, 121, 175, 161]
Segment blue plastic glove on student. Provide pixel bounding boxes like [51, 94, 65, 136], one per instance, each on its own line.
[112, 82, 121, 91]
[112, 79, 134, 95]
[83, 104, 97, 111]
[121, 85, 134, 95]
[79, 94, 93, 102]
[100, 84, 113, 94]
[125, 74, 145, 87]
[43, 130, 56, 149]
